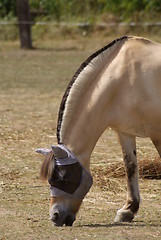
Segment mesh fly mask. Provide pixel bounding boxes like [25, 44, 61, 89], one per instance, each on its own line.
[48, 145, 93, 200]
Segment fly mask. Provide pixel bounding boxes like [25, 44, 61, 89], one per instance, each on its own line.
[36, 144, 93, 200]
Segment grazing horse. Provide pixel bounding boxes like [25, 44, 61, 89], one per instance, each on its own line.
[36, 36, 161, 226]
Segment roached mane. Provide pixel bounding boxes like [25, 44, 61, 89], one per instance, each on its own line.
[56, 36, 129, 144]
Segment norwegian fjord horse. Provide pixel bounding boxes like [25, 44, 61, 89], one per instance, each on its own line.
[36, 36, 161, 226]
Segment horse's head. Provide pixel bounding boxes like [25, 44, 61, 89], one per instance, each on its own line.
[36, 144, 93, 226]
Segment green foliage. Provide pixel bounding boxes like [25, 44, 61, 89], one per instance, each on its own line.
[0, 0, 161, 21]
[145, 0, 161, 11]
[0, 0, 16, 19]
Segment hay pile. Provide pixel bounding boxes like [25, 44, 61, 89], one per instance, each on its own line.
[138, 158, 161, 179]
[93, 157, 161, 180]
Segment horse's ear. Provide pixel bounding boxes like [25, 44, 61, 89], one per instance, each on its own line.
[51, 145, 68, 159]
[36, 148, 51, 156]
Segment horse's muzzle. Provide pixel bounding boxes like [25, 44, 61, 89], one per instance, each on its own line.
[51, 210, 76, 226]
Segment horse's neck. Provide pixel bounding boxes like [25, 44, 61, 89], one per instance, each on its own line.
[60, 65, 117, 169]
[59, 37, 128, 169]
[62, 115, 103, 170]
[61, 82, 109, 170]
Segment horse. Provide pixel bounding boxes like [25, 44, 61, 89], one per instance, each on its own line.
[36, 36, 161, 226]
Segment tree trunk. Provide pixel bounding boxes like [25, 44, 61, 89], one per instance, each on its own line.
[17, 0, 32, 49]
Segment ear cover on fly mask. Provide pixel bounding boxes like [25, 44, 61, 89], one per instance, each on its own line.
[49, 144, 93, 200]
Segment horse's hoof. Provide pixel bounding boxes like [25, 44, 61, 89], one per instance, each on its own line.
[114, 209, 134, 223]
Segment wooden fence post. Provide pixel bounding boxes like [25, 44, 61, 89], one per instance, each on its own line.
[17, 0, 32, 49]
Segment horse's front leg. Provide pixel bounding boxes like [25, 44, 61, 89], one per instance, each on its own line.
[114, 132, 140, 222]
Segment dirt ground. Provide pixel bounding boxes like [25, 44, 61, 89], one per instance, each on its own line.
[0, 34, 161, 239]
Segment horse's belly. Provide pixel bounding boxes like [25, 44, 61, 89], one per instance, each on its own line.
[112, 120, 161, 139]
[112, 125, 149, 138]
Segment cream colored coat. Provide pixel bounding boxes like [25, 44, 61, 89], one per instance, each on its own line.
[38, 36, 161, 225]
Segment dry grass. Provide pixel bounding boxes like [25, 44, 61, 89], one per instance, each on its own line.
[0, 34, 161, 239]
[93, 158, 161, 182]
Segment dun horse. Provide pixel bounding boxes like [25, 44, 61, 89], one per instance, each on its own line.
[36, 36, 161, 226]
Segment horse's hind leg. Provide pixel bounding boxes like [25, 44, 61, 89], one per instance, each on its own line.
[114, 132, 140, 223]
[151, 138, 161, 157]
